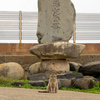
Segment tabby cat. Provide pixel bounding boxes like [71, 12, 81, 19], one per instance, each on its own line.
[38, 71, 58, 93]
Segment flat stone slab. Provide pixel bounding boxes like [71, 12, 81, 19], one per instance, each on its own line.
[27, 72, 50, 81]
[29, 42, 85, 60]
[57, 73, 83, 79]
[37, 0, 76, 43]
[28, 80, 46, 87]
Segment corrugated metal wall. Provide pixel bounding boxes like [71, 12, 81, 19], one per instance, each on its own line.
[76, 13, 100, 40]
[0, 11, 100, 43]
[0, 11, 38, 41]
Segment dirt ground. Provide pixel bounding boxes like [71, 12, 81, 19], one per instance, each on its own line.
[0, 87, 100, 100]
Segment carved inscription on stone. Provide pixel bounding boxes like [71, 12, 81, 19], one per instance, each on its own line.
[52, 0, 60, 33]
[37, 0, 76, 43]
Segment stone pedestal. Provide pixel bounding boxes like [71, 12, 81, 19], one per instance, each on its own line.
[29, 42, 85, 60]
[29, 0, 85, 73]
[29, 42, 85, 72]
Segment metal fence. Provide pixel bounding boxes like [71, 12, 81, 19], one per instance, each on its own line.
[0, 11, 100, 43]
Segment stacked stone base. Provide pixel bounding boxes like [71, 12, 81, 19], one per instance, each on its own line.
[29, 42, 85, 73]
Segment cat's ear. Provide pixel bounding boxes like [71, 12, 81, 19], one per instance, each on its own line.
[54, 71, 57, 74]
[50, 71, 52, 74]
[56, 71, 57, 74]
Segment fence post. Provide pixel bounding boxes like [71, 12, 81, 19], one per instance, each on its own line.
[19, 11, 22, 43]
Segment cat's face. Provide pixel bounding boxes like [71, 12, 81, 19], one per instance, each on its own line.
[50, 71, 57, 78]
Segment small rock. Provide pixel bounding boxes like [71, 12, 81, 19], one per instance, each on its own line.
[74, 78, 94, 90]
[28, 80, 46, 87]
[70, 62, 82, 72]
[12, 82, 24, 86]
[60, 79, 73, 88]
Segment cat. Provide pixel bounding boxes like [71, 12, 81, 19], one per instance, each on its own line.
[38, 71, 58, 93]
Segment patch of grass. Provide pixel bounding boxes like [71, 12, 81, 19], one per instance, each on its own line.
[72, 71, 78, 73]
[0, 77, 100, 94]
[44, 78, 49, 81]
[0, 77, 47, 89]
[60, 83, 100, 94]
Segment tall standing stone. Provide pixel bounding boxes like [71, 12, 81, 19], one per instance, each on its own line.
[37, 0, 76, 43]
[29, 0, 85, 74]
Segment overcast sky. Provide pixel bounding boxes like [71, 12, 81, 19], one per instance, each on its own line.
[0, 0, 100, 13]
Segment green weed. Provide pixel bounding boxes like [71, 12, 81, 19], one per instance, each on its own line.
[0, 77, 100, 94]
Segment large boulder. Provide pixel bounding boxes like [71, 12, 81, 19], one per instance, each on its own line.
[74, 78, 95, 90]
[29, 62, 41, 74]
[79, 61, 100, 76]
[40, 60, 69, 73]
[27, 72, 50, 81]
[57, 73, 83, 79]
[29, 42, 85, 60]
[0, 62, 24, 79]
[70, 62, 82, 72]
[37, 0, 76, 43]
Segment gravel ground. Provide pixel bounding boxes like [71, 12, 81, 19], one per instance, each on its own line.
[0, 87, 100, 100]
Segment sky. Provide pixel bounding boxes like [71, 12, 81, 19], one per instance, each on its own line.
[0, 0, 100, 13]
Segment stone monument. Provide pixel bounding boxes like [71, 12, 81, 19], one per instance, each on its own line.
[37, 0, 76, 43]
[29, 0, 85, 73]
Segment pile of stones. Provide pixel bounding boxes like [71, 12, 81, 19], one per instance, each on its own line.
[0, 61, 99, 90]
[27, 71, 97, 90]
[29, 0, 85, 75]
[27, 0, 98, 90]
[27, 60, 100, 90]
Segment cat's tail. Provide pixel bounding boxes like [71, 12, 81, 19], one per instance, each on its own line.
[38, 91, 49, 93]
